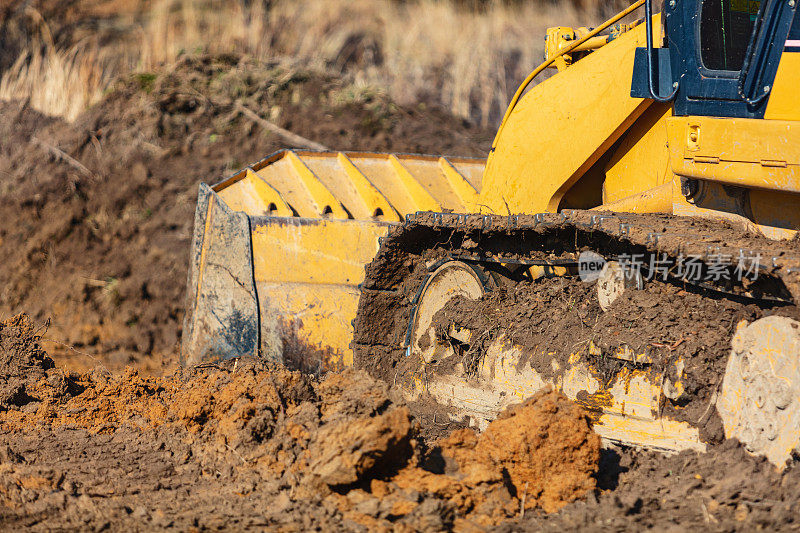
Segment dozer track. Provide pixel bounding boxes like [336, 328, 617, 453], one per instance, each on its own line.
[352, 210, 800, 465]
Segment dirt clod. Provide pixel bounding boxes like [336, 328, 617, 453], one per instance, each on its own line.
[466, 389, 601, 513]
[309, 406, 415, 487]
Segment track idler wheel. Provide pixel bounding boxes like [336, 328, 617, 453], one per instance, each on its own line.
[409, 261, 485, 363]
[718, 316, 800, 468]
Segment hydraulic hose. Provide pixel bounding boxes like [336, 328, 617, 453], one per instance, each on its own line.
[491, 0, 646, 150]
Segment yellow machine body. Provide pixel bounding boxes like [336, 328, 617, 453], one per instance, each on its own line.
[184, 1, 800, 461]
[182, 151, 484, 367]
[482, 15, 800, 239]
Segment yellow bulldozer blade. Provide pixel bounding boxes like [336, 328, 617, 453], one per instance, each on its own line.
[181, 150, 485, 368]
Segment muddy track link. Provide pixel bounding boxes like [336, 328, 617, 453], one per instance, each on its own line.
[361, 210, 800, 300]
[353, 208, 800, 382]
[352, 210, 800, 453]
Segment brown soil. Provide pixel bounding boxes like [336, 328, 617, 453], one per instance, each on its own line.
[508, 440, 800, 531]
[0, 54, 493, 372]
[0, 314, 601, 530]
[3, 314, 800, 530]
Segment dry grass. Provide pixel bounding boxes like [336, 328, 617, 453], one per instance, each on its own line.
[0, 44, 112, 121]
[0, 0, 611, 125]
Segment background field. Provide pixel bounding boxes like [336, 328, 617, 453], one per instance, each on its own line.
[0, 0, 626, 125]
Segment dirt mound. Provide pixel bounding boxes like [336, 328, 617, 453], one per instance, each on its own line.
[2, 316, 800, 530]
[0, 321, 601, 529]
[390, 389, 600, 526]
[507, 440, 800, 531]
[0, 54, 493, 372]
[455, 390, 600, 513]
[0, 314, 62, 414]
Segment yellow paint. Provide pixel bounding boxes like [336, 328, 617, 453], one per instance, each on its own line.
[333, 153, 484, 217]
[749, 188, 800, 238]
[593, 413, 704, 453]
[251, 219, 388, 285]
[479, 17, 656, 215]
[438, 157, 479, 211]
[666, 116, 800, 194]
[593, 182, 673, 213]
[602, 103, 673, 204]
[216, 148, 486, 372]
[562, 359, 703, 451]
[191, 1, 800, 456]
[217, 151, 482, 221]
[545, 27, 609, 71]
[216, 168, 293, 216]
[491, 0, 646, 151]
[765, 53, 800, 121]
[257, 282, 361, 367]
[286, 151, 349, 219]
[250, 218, 391, 366]
[416, 331, 705, 453]
[334, 152, 400, 221]
[475, 15, 800, 237]
[669, 175, 781, 236]
[388, 155, 442, 212]
[665, 117, 800, 237]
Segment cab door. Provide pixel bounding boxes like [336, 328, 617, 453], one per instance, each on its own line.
[666, 0, 796, 117]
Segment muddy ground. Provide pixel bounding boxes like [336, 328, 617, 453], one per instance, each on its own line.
[2, 314, 800, 531]
[1, 314, 604, 530]
[2, 11, 800, 529]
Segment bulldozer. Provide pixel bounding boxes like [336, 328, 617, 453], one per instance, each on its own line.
[182, 0, 800, 468]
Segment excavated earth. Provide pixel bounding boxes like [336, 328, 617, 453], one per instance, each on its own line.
[1, 314, 604, 530]
[2, 34, 800, 530]
[2, 314, 800, 531]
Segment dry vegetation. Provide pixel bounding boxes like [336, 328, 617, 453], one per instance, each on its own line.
[0, 0, 622, 125]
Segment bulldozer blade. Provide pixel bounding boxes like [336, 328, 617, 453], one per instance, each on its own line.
[182, 149, 485, 368]
[182, 183, 261, 365]
[181, 182, 393, 368]
[248, 215, 393, 370]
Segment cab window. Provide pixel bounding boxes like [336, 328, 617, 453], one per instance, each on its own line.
[700, 0, 762, 71]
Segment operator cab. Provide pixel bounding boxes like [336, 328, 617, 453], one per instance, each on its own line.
[631, 0, 797, 117]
